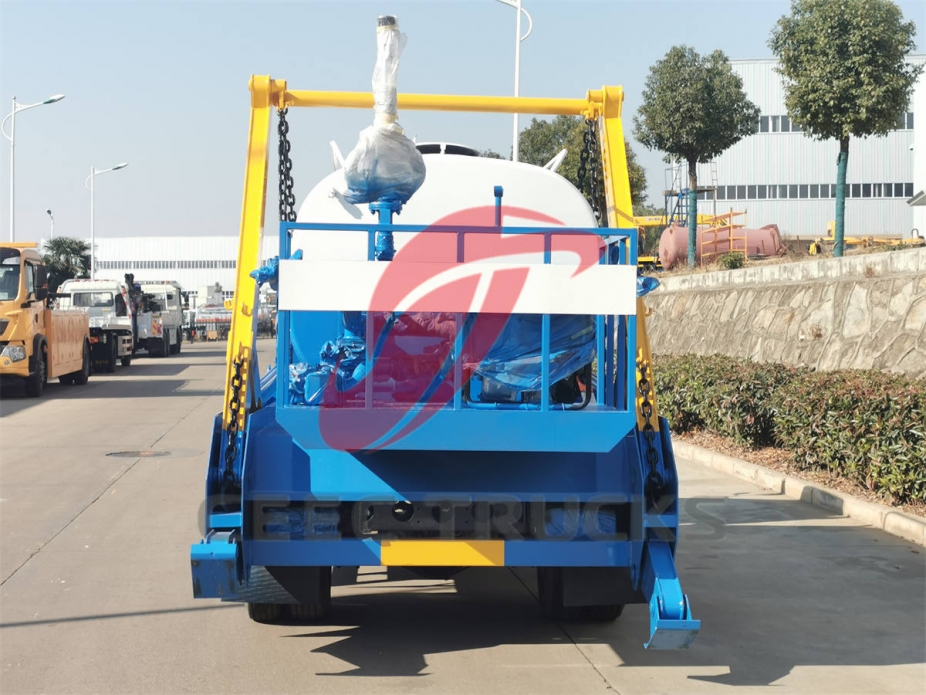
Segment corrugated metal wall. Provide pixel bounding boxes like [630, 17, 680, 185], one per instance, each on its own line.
[697, 57, 924, 238]
[86, 235, 281, 300]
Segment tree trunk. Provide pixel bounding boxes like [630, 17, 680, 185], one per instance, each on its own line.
[687, 158, 698, 268]
[834, 137, 849, 258]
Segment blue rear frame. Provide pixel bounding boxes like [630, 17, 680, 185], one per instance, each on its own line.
[191, 214, 700, 649]
[275, 220, 639, 453]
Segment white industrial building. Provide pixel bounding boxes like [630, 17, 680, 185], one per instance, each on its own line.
[89, 235, 280, 306]
[685, 56, 925, 238]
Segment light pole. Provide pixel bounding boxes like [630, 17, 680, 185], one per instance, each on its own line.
[2, 94, 66, 242]
[46, 209, 54, 239]
[86, 163, 128, 280]
[495, 0, 532, 162]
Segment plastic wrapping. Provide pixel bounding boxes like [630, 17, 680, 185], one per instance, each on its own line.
[467, 315, 596, 394]
[249, 250, 302, 291]
[342, 15, 425, 206]
[288, 312, 596, 408]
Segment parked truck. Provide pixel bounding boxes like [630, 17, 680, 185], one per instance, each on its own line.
[190, 68, 699, 649]
[136, 280, 184, 356]
[56, 278, 153, 371]
[0, 243, 91, 396]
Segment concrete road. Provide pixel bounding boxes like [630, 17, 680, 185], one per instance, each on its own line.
[1, 341, 923, 694]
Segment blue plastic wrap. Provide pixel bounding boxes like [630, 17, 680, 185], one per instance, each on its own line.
[250, 250, 303, 291]
[469, 315, 595, 392]
[637, 275, 660, 297]
[288, 311, 596, 408]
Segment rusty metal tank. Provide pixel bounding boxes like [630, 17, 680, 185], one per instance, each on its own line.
[658, 223, 783, 270]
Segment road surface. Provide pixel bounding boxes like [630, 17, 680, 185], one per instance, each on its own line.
[1, 342, 923, 694]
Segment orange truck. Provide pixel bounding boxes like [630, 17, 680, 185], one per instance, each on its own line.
[0, 243, 91, 397]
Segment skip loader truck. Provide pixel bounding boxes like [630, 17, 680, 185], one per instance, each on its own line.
[191, 16, 699, 649]
[0, 243, 91, 396]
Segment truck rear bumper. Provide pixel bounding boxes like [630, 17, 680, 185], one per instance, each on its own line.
[190, 534, 698, 648]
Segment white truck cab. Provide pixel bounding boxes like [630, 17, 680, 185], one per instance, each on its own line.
[137, 280, 184, 356]
[57, 278, 140, 371]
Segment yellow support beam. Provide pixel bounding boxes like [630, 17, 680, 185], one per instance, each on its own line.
[225, 77, 643, 436]
[597, 86, 635, 231]
[284, 89, 593, 116]
[224, 76, 273, 432]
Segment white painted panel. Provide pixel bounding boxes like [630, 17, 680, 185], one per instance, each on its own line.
[278, 259, 637, 315]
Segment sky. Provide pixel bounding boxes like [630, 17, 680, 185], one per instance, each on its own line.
[1, 0, 923, 244]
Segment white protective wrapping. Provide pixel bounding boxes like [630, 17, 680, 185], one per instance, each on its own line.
[342, 15, 426, 205]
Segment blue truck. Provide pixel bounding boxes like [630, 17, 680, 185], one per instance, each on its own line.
[190, 75, 699, 649]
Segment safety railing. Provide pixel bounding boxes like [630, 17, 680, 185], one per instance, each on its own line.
[273, 219, 640, 452]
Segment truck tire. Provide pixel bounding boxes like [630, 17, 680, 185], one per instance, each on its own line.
[175, 331, 181, 355]
[153, 333, 169, 358]
[247, 603, 283, 624]
[537, 567, 624, 623]
[288, 567, 332, 622]
[105, 339, 117, 373]
[71, 341, 90, 386]
[121, 354, 132, 367]
[25, 344, 46, 397]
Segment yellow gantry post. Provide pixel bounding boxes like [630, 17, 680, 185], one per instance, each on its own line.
[223, 77, 641, 436]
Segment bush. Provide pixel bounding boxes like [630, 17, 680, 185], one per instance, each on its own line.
[654, 355, 926, 504]
[653, 354, 739, 433]
[654, 355, 795, 447]
[718, 252, 745, 270]
[772, 371, 926, 504]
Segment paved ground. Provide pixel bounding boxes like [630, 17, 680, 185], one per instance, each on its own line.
[1, 341, 924, 694]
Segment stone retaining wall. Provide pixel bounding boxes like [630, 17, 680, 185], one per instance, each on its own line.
[645, 248, 926, 378]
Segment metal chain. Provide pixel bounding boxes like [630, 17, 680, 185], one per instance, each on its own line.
[219, 110, 295, 491]
[636, 358, 665, 508]
[278, 108, 297, 222]
[576, 119, 604, 226]
[223, 357, 244, 488]
[577, 126, 590, 192]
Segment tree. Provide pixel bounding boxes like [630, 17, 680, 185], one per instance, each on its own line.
[42, 237, 90, 293]
[517, 115, 649, 209]
[770, 0, 922, 257]
[633, 46, 760, 267]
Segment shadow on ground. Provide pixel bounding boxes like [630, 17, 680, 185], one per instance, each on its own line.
[270, 495, 924, 686]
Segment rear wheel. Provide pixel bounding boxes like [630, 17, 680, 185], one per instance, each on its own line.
[25, 345, 46, 397]
[247, 603, 283, 624]
[72, 341, 90, 385]
[175, 331, 181, 355]
[287, 567, 332, 622]
[104, 339, 117, 373]
[120, 354, 132, 367]
[537, 567, 624, 622]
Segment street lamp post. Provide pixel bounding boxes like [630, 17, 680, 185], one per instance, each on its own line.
[495, 0, 532, 162]
[86, 163, 128, 280]
[2, 94, 66, 242]
[46, 209, 54, 239]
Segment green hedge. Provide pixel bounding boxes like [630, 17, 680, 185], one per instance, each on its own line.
[654, 355, 926, 504]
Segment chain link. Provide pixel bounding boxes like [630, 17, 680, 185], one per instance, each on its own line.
[278, 108, 297, 222]
[223, 358, 244, 488]
[636, 358, 665, 509]
[219, 110, 295, 492]
[576, 118, 605, 226]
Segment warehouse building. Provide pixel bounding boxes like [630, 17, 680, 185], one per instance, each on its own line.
[683, 56, 925, 239]
[90, 235, 280, 306]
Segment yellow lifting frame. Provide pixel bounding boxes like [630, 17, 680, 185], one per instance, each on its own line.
[224, 75, 652, 436]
